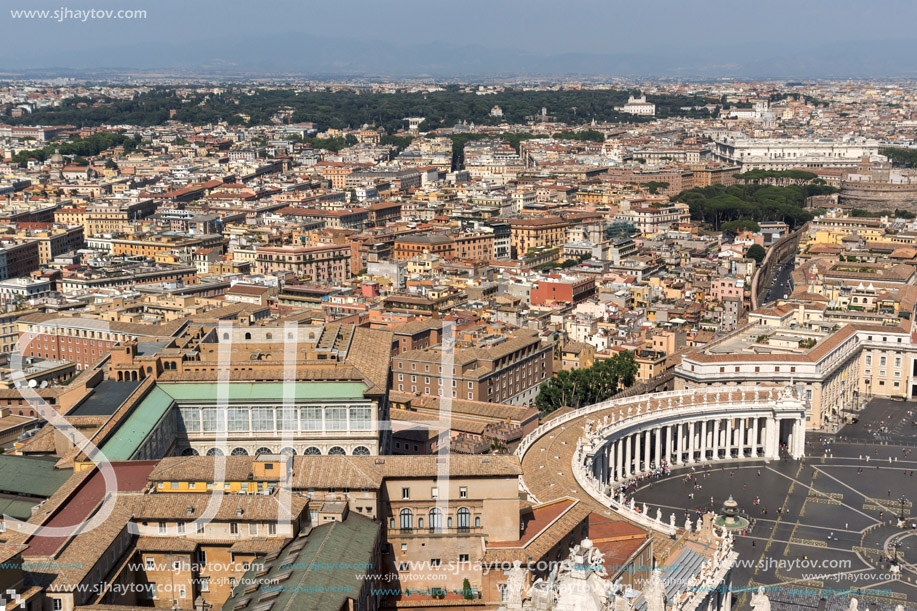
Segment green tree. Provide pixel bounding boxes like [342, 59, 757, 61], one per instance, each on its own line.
[535, 351, 638, 415]
[720, 220, 760, 234]
[462, 578, 474, 600]
[746, 244, 766, 264]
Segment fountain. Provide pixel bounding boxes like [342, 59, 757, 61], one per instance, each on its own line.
[714, 495, 749, 531]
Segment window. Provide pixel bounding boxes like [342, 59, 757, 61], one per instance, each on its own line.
[252, 407, 274, 431]
[200, 577, 210, 592]
[228, 408, 248, 432]
[881, 356, 887, 367]
[249, 523, 258, 535]
[895, 357, 902, 368]
[431, 558, 441, 567]
[866, 355, 872, 366]
[277, 407, 297, 431]
[459, 554, 469, 563]
[326, 407, 347, 432]
[429, 508, 442, 531]
[431, 487, 438, 498]
[230, 522, 239, 535]
[400, 509, 413, 531]
[268, 522, 277, 535]
[459, 487, 467, 498]
[145, 557, 155, 570]
[158, 522, 167, 534]
[177, 522, 186, 534]
[53, 599, 63, 611]
[300, 406, 322, 431]
[402, 488, 410, 499]
[197, 550, 206, 565]
[349, 406, 372, 431]
[457, 507, 470, 532]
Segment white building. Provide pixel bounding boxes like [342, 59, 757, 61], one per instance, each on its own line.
[616, 95, 656, 116]
[712, 135, 882, 170]
[0, 277, 51, 302]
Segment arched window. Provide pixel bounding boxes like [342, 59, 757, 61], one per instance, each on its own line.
[328, 446, 346, 455]
[475, 516, 481, 528]
[254, 447, 272, 456]
[146, 367, 152, 374]
[206, 448, 224, 457]
[352, 446, 370, 456]
[265, 333, 272, 340]
[280, 447, 297, 456]
[457, 507, 470, 532]
[303, 447, 321, 455]
[400, 509, 413, 531]
[429, 508, 442, 531]
[418, 517, 424, 529]
[181, 447, 199, 456]
[244, 332, 252, 340]
[231, 447, 249, 456]
[223, 333, 229, 340]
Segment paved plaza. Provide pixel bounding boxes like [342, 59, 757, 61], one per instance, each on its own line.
[633, 398, 917, 610]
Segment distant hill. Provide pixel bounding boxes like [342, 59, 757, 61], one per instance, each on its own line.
[3, 34, 916, 79]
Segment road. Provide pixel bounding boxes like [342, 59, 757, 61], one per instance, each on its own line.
[762, 259, 795, 305]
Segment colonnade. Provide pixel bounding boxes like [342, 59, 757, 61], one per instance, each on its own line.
[591, 414, 805, 484]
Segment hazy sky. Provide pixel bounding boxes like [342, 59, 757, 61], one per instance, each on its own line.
[3, 0, 916, 74]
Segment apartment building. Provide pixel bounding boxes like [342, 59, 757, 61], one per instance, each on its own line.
[391, 330, 553, 406]
[509, 216, 567, 258]
[255, 244, 352, 284]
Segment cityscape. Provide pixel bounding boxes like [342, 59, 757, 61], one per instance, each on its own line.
[0, 3, 917, 611]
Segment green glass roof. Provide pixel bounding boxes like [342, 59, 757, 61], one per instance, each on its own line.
[98, 385, 174, 462]
[158, 381, 368, 402]
[97, 381, 369, 461]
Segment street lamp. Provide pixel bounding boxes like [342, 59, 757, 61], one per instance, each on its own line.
[898, 495, 909, 527]
[892, 539, 902, 566]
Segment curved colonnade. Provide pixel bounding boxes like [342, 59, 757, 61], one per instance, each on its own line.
[516, 385, 808, 536]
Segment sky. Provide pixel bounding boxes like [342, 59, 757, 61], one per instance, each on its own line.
[2, 0, 916, 77]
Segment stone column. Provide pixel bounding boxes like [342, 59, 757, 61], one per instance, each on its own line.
[737, 418, 745, 458]
[750, 417, 759, 458]
[665, 424, 673, 465]
[634, 431, 642, 473]
[616, 439, 623, 481]
[725, 417, 732, 459]
[713, 418, 720, 460]
[624, 434, 632, 477]
[794, 417, 805, 458]
[764, 418, 778, 460]
[654, 426, 662, 469]
[644, 429, 651, 472]
[675, 422, 685, 465]
[689, 420, 697, 463]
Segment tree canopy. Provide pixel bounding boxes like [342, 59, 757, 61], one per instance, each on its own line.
[12, 131, 138, 167]
[534, 351, 638, 414]
[881, 147, 917, 169]
[8, 87, 715, 133]
[746, 244, 766, 264]
[721, 219, 760, 234]
[676, 183, 837, 230]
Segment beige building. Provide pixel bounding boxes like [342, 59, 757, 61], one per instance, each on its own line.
[676, 302, 916, 430]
